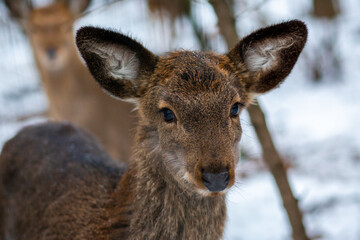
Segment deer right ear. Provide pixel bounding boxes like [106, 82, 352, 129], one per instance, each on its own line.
[76, 27, 158, 100]
[4, 0, 32, 19]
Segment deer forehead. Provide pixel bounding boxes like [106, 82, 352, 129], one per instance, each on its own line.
[146, 52, 248, 112]
[30, 3, 73, 27]
[153, 51, 237, 94]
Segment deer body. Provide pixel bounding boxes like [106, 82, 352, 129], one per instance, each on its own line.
[0, 122, 225, 239]
[0, 123, 123, 239]
[0, 21, 307, 239]
[4, 1, 137, 162]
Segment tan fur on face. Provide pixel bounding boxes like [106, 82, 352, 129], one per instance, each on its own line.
[136, 51, 245, 195]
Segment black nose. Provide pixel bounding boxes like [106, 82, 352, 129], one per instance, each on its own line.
[46, 47, 56, 59]
[202, 170, 229, 192]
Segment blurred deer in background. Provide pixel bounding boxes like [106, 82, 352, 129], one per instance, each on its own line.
[0, 20, 307, 239]
[3, 0, 137, 162]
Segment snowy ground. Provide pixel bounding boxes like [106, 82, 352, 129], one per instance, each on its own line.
[0, 0, 359, 239]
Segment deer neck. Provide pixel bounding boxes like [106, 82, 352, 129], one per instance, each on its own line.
[110, 125, 227, 240]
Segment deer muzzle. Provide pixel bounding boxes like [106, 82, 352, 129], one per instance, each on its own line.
[201, 169, 229, 192]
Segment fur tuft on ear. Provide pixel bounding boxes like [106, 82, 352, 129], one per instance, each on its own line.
[76, 27, 158, 100]
[228, 20, 307, 94]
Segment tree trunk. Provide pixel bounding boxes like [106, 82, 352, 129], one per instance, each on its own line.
[208, 1, 309, 239]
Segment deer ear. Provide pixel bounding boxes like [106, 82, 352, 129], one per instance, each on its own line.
[76, 27, 158, 100]
[64, 0, 91, 16]
[227, 20, 307, 94]
[4, 0, 32, 19]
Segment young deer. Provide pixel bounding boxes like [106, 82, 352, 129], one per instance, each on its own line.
[4, 0, 137, 162]
[0, 20, 307, 239]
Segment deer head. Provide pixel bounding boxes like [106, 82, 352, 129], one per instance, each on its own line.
[76, 20, 307, 196]
[4, 0, 91, 71]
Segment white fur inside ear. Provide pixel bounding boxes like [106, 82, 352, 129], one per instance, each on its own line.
[90, 44, 140, 81]
[245, 39, 292, 72]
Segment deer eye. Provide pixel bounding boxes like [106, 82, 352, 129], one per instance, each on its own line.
[161, 108, 176, 123]
[230, 103, 242, 118]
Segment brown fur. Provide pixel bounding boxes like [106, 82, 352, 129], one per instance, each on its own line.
[0, 20, 307, 239]
[3, 0, 137, 162]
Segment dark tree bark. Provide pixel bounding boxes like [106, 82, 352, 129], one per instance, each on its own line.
[208, 1, 309, 239]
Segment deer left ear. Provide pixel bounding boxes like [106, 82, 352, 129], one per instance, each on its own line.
[65, 0, 91, 16]
[227, 20, 307, 94]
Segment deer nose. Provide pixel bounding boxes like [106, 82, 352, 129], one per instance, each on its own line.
[46, 47, 56, 59]
[201, 170, 229, 192]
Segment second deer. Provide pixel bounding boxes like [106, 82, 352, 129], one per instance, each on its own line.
[0, 20, 307, 239]
[4, 0, 137, 162]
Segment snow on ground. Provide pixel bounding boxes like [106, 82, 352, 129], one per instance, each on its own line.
[0, 0, 359, 239]
[225, 172, 360, 240]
